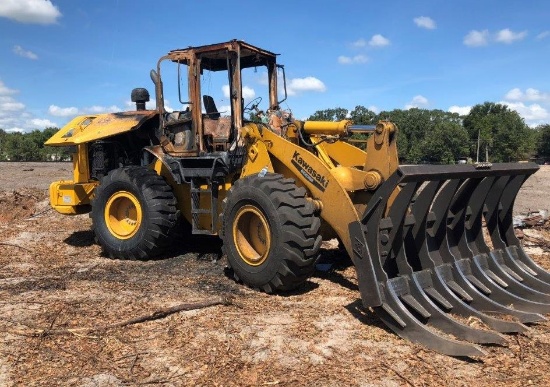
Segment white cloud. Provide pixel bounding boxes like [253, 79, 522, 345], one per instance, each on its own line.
[495, 28, 527, 44]
[537, 31, 550, 40]
[0, 99, 25, 112]
[86, 105, 121, 114]
[501, 87, 550, 127]
[505, 87, 550, 102]
[464, 30, 490, 47]
[222, 85, 230, 98]
[287, 77, 326, 96]
[348, 35, 389, 52]
[13, 98, 137, 125]
[0, 0, 61, 25]
[217, 105, 231, 115]
[1, 79, 118, 132]
[222, 84, 255, 99]
[242, 86, 255, 100]
[368, 105, 379, 114]
[48, 105, 78, 117]
[4, 127, 25, 133]
[13, 45, 38, 60]
[341, 35, 387, 65]
[414, 16, 436, 30]
[0, 86, 58, 131]
[338, 56, 352, 64]
[369, 34, 390, 47]
[448, 105, 472, 116]
[49, 104, 123, 117]
[142, 99, 174, 112]
[126, 99, 158, 110]
[352, 38, 367, 48]
[504, 88, 523, 100]
[501, 101, 549, 127]
[338, 55, 368, 65]
[29, 118, 57, 128]
[162, 99, 174, 113]
[0, 80, 18, 95]
[0, 120, 17, 131]
[464, 28, 528, 47]
[524, 88, 550, 102]
[447, 88, 550, 126]
[405, 95, 429, 109]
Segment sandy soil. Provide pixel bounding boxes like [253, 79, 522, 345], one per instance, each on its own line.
[0, 162, 549, 386]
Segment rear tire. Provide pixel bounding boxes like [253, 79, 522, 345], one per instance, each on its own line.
[220, 173, 321, 292]
[91, 166, 178, 260]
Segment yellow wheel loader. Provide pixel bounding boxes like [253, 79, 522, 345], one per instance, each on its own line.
[46, 40, 548, 356]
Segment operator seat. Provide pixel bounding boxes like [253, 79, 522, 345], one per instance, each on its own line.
[203, 95, 220, 120]
[202, 95, 230, 150]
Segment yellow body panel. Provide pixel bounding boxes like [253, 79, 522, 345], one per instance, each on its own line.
[241, 124, 363, 256]
[49, 181, 98, 215]
[316, 140, 367, 168]
[72, 144, 90, 183]
[240, 130, 275, 176]
[45, 111, 156, 146]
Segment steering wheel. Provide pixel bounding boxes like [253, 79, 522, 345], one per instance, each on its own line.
[244, 96, 263, 112]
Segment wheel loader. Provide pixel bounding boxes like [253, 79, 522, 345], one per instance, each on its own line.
[46, 40, 549, 356]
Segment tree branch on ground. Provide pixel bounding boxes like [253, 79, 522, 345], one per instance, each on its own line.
[10, 296, 233, 337]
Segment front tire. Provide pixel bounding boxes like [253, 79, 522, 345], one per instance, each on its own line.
[91, 166, 178, 259]
[221, 173, 321, 292]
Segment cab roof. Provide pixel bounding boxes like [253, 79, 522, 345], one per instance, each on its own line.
[166, 40, 278, 71]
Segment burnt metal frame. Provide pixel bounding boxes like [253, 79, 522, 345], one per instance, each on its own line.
[154, 40, 279, 155]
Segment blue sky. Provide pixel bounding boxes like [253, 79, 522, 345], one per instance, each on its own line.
[1, 0, 550, 133]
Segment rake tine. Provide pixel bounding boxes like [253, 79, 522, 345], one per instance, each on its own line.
[408, 271, 506, 344]
[497, 174, 550, 283]
[447, 178, 550, 314]
[484, 175, 550, 294]
[405, 180, 522, 336]
[462, 176, 550, 303]
[349, 221, 488, 356]
[374, 281, 487, 357]
[383, 181, 505, 344]
[350, 174, 488, 357]
[489, 249, 550, 289]
[469, 254, 550, 311]
[508, 245, 550, 282]
[431, 264, 530, 332]
[427, 178, 543, 325]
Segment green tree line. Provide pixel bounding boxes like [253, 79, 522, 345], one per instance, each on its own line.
[0, 127, 72, 161]
[308, 102, 550, 164]
[1, 102, 550, 163]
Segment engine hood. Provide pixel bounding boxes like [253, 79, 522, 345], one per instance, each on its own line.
[45, 110, 157, 146]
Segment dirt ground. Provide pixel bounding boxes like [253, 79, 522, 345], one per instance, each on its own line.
[0, 162, 549, 387]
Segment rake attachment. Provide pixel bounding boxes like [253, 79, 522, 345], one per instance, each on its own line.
[349, 162, 549, 357]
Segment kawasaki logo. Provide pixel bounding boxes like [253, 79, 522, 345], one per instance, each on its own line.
[291, 151, 329, 192]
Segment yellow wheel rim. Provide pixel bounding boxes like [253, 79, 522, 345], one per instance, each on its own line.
[233, 205, 271, 266]
[104, 191, 142, 239]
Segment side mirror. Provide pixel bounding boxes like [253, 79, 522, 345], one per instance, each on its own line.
[277, 64, 288, 105]
[150, 70, 159, 87]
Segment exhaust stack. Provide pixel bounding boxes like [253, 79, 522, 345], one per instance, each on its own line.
[131, 88, 150, 111]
